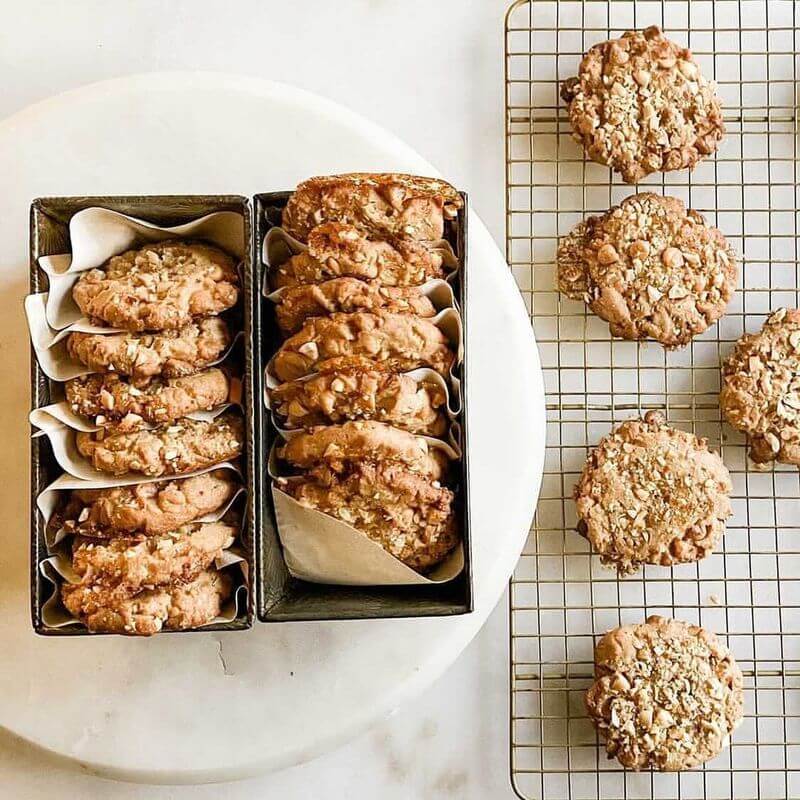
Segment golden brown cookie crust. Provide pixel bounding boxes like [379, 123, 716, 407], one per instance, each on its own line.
[72, 240, 239, 332]
[561, 26, 724, 183]
[283, 461, 457, 571]
[721, 308, 800, 465]
[67, 318, 231, 379]
[586, 615, 744, 771]
[270, 364, 447, 436]
[65, 368, 230, 426]
[574, 411, 732, 574]
[557, 193, 736, 347]
[75, 411, 244, 477]
[273, 311, 454, 381]
[56, 470, 237, 538]
[275, 277, 435, 334]
[282, 173, 463, 242]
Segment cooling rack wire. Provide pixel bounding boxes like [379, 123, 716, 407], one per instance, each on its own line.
[505, 1, 800, 798]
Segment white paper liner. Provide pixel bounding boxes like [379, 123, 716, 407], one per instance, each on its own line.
[268, 437, 463, 586]
[36, 462, 246, 549]
[39, 553, 248, 630]
[25, 291, 243, 382]
[38, 208, 245, 331]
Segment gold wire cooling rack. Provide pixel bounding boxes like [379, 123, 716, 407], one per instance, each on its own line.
[505, 1, 800, 798]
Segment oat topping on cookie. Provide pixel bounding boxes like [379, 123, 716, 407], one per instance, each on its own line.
[282, 173, 463, 242]
[586, 615, 744, 771]
[557, 193, 736, 347]
[284, 461, 458, 571]
[270, 364, 447, 435]
[275, 277, 436, 334]
[272, 222, 447, 290]
[272, 310, 455, 381]
[561, 26, 724, 183]
[721, 308, 800, 465]
[75, 411, 244, 477]
[72, 241, 239, 332]
[65, 368, 230, 426]
[574, 411, 732, 574]
[67, 318, 231, 379]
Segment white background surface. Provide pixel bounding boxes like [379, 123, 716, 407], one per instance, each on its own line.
[1, 1, 522, 797]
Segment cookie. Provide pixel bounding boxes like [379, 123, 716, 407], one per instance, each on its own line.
[282, 173, 463, 242]
[75, 411, 244, 477]
[65, 368, 230, 426]
[272, 223, 447, 291]
[272, 311, 455, 381]
[574, 411, 731, 574]
[54, 470, 238, 538]
[282, 461, 457, 571]
[561, 26, 724, 183]
[61, 568, 232, 635]
[71, 521, 236, 591]
[586, 615, 744, 771]
[275, 277, 436, 335]
[67, 318, 231, 379]
[557, 193, 736, 347]
[72, 241, 239, 331]
[269, 363, 448, 435]
[721, 307, 800, 464]
[279, 420, 449, 480]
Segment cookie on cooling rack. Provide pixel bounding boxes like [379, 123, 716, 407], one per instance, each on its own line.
[586, 615, 744, 771]
[574, 411, 732, 575]
[720, 307, 800, 465]
[561, 26, 724, 183]
[557, 193, 737, 348]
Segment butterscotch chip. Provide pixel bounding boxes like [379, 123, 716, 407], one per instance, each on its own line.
[720, 308, 800, 464]
[575, 411, 731, 574]
[273, 222, 447, 291]
[557, 193, 736, 347]
[284, 461, 458, 571]
[65, 368, 229, 426]
[275, 277, 436, 334]
[280, 420, 449, 480]
[72, 241, 239, 331]
[61, 568, 232, 635]
[282, 173, 463, 242]
[270, 364, 447, 435]
[561, 26, 724, 183]
[273, 311, 455, 381]
[67, 318, 231, 379]
[75, 412, 244, 477]
[55, 470, 237, 538]
[71, 521, 235, 591]
[586, 616, 744, 771]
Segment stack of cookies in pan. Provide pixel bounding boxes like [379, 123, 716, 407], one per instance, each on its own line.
[266, 174, 464, 574]
[48, 238, 246, 634]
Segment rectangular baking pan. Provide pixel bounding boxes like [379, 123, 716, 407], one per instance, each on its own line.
[253, 190, 473, 621]
[29, 195, 256, 634]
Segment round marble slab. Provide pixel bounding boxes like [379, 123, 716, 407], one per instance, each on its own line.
[0, 73, 545, 783]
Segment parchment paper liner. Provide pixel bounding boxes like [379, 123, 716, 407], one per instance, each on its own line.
[37, 208, 245, 332]
[29, 402, 241, 481]
[36, 462, 245, 549]
[267, 437, 463, 586]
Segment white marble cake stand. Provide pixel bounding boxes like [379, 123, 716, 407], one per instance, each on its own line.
[0, 73, 544, 783]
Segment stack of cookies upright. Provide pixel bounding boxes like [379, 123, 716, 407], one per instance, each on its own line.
[263, 174, 467, 584]
[27, 203, 250, 635]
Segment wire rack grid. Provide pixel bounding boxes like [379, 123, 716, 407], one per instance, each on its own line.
[505, 1, 800, 799]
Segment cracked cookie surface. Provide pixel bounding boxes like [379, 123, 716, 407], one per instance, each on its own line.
[721, 307, 800, 465]
[574, 411, 731, 574]
[557, 193, 736, 347]
[72, 240, 239, 331]
[586, 615, 743, 771]
[561, 26, 724, 183]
